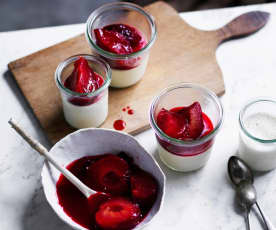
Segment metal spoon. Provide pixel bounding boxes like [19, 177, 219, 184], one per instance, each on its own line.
[9, 118, 104, 199]
[228, 156, 254, 186]
[236, 182, 257, 230]
[228, 156, 275, 230]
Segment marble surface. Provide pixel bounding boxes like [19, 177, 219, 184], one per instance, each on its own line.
[1, 3, 276, 230]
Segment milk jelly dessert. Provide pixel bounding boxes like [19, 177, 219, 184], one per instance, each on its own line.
[150, 83, 223, 172]
[56, 153, 158, 230]
[239, 98, 276, 171]
[86, 2, 156, 88]
[55, 55, 111, 129]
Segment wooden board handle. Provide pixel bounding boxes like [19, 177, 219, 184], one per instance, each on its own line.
[216, 11, 270, 43]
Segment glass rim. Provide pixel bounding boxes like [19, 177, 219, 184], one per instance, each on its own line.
[150, 83, 224, 146]
[239, 97, 276, 143]
[85, 2, 157, 60]
[55, 54, 111, 97]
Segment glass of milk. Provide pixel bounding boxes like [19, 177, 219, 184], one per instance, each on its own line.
[239, 98, 276, 171]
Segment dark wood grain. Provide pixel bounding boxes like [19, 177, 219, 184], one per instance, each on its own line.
[216, 11, 270, 42]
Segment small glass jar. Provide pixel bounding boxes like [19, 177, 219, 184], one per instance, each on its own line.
[239, 98, 276, 171]
[55, 54, 111, 129]
[150, 83, 223, 172]
[86, 2, 156, 88]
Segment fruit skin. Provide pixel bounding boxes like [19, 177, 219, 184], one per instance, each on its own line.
[156, 108, 187, 139]
[87, 155, 129, 195]
[95, 197, 141, 230]
[181, 102, 204, 140]
[94, 24, 146, 55]
[94, 28, 133, 55]
[94, 24, 147, 70]
[130, 171, 158, 208]
[64, 57, 105, 106]
[157, 102, 204, 140]
[64, 57, 104, 94]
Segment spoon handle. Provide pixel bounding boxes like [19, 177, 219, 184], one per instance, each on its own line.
[246, 209, 251, 230]
[256, 202, 276, 230]
[9, 118, 94, 198]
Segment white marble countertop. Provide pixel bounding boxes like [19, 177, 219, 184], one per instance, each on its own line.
[1, 3, 276, 230]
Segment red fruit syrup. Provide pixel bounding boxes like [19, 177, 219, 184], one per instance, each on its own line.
[94, 24, 147, 70]
[156, 102, 214, 156]
[56, 153, 158, 230]
[64, 57, 105, 106]
[113, 120, 126, 131]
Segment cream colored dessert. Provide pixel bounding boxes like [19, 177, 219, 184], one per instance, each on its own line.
[111, 54, 149, 88]
[157, 142, 213, 172]
[239, 112, 276, 171]
[62, 93, 108, 129]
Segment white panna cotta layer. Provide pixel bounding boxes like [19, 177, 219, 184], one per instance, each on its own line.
[157, 142, 213, 172]
[62, 93, 108, 129]
[110, 54, 149, 88]
[239, 112, 276, 171]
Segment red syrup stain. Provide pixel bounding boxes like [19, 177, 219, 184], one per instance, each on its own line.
[122, 108, 126, 112]
[56, 154, 158, 230]
[113, 119, 126, 130]
[128, 109, 134, 115]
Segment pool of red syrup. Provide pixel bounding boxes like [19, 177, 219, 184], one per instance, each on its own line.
[128, 109, 134, 115]
[157, 111, 214, 156]
[113, 119, 126, 130]
[56, 153, 157, 230]
[68, 92, 105, 106]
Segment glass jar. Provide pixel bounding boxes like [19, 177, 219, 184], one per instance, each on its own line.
[150, 83, 224, 172]
[55, 54, 111, 129]
[86, 2, 156, 88]
[239, 98, 276, 171]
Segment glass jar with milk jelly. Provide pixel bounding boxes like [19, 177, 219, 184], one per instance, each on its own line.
[239, 98, 276, 171]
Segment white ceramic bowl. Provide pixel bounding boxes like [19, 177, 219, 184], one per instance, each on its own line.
[41, 128, 165, 230]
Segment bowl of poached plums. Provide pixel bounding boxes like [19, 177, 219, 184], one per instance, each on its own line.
[41, 128, 165, 230]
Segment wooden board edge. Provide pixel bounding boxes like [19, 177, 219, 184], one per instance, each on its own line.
[6, 69, 53, 145]
[8, 34, 84, 71]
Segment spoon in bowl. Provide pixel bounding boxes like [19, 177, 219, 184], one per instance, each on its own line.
[9, 118, 107, 201]
[228, 156, 275, 230]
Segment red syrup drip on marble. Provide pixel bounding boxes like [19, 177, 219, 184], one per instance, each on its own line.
[113, 119, 126, 130]
[127, 109, 134, 115]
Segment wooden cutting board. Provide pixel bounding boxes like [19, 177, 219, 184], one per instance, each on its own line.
[8, 1, 269, 144]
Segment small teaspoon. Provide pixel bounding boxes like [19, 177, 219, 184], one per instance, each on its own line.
[228, 156, 275, 230]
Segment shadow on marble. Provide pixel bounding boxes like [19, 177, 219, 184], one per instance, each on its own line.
[21, 182, 72, 230]
[3, 70, 52, 149]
